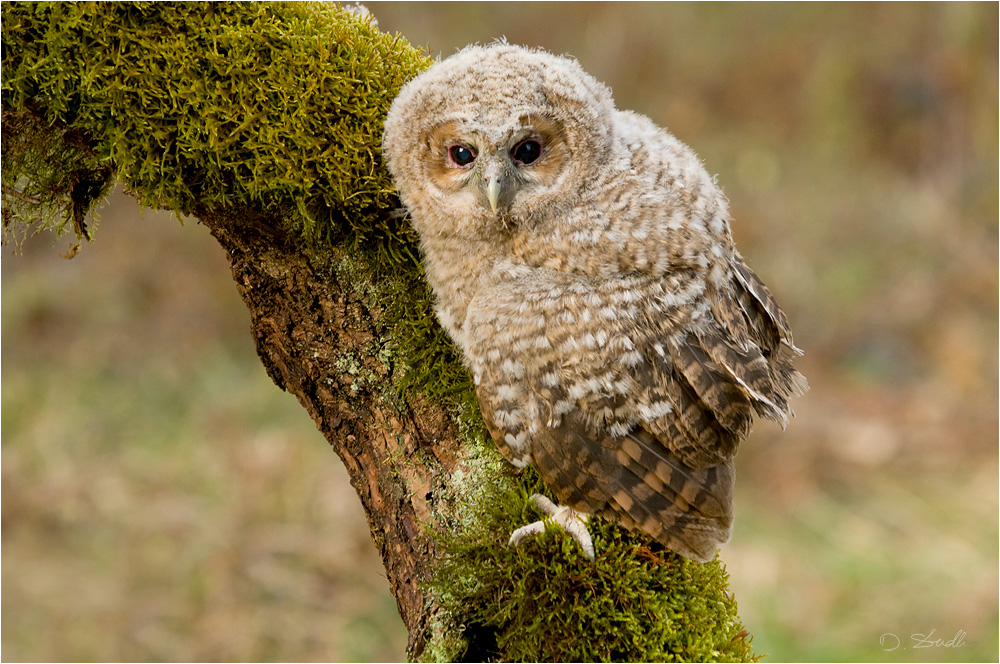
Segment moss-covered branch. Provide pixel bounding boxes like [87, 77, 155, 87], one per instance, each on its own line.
[2, 3, 757, 661]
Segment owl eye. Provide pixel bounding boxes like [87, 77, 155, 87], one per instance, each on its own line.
[448, 144, 477, 167]
[511, 139, 542, 165]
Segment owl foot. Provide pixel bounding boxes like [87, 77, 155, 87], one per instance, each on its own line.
[508, 493, 595, 561]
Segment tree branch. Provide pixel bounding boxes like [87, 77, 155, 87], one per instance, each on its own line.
[1, 3, 758, 661]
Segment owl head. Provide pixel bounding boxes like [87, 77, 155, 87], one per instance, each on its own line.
[383, 43, 619, 238]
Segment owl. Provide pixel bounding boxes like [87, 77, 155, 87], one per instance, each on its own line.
[382, 43, 806, 562]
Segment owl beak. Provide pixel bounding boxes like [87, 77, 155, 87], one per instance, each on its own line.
[482, 159, 511, 214]
[485, 173, 502, 213]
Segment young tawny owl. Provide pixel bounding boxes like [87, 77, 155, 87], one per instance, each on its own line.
[382, 43, 807, 562]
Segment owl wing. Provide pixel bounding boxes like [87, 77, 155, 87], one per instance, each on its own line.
[470, 257, 805, 561]
[646, 256, 807, 469]
[532, 258, 801, 560]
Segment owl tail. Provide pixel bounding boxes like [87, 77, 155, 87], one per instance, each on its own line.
[531, 416, 733, 562]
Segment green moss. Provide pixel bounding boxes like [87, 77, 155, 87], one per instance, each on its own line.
[427, 460, 758, 662]
[2, 1, 428, 239]
[1, 105, 115, 242]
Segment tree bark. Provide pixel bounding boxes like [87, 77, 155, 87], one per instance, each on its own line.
[199, 207, 456, 657]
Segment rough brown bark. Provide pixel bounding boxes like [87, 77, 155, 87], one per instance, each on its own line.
[198, 206, 458, 658]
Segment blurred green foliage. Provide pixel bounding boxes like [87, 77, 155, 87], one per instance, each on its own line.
[2, 197, 409, 661]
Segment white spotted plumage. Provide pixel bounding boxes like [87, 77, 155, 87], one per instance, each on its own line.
[383, 43, 806, 562]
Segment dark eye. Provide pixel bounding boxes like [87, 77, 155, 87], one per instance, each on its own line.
[511, 139, 542, 165]
[449, 144, 477, 167]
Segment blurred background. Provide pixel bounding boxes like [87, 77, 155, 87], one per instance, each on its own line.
[3, 3, 996, 661]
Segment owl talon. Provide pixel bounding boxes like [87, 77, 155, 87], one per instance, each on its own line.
[508, 493, 595, 561]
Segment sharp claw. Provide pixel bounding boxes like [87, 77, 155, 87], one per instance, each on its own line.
[528, 493, 558, 516]
[508, 494, 596, 561]
[509, 521, 547, 547]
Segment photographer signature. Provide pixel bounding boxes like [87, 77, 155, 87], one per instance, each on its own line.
[880, 629, 968, 651]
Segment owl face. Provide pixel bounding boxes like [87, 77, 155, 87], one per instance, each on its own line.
[383, 44, 619, 239]
[424, 112, 571, 226]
